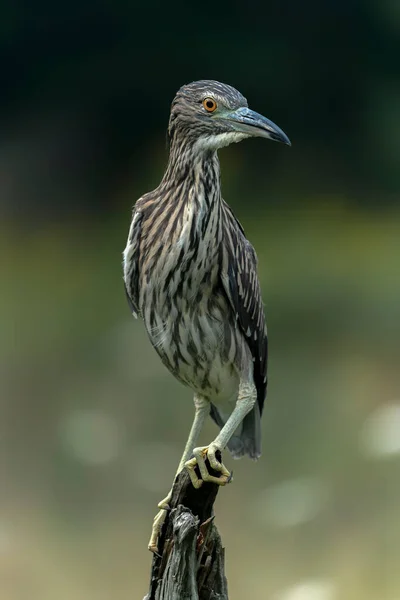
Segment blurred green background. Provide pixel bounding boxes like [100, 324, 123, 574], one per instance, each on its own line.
[1, 1, 399, 599]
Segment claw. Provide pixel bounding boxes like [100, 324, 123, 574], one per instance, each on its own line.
[148, 543, 162, 556]
[148, 508, 168, 553]
[147, 445, 231, 553]
[185, 444, 232, 489]
[148, 492, 172, 553]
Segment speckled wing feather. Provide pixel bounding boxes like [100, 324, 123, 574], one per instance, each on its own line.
[123, 207, 143, 318]
[220, 203, 268, 414]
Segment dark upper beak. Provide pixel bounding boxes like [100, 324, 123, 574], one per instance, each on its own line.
[222, 106, 291, 146]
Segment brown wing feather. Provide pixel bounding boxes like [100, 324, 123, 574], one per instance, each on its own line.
[220, 202, 268, 414]
[123, 208, 143, 317]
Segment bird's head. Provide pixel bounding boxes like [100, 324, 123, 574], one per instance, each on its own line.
[168, 80, 291, 151]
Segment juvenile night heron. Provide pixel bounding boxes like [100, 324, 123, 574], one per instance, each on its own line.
[123, 80, 290, 552]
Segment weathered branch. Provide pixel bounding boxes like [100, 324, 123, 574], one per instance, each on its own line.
[144, 458, 229, 600]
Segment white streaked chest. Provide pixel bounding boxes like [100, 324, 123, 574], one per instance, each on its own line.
[140, 189, 222, 315]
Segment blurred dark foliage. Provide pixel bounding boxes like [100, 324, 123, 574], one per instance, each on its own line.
[0, 0, 399, 221]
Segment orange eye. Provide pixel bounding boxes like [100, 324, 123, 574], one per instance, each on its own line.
[202, 97, 217, 112]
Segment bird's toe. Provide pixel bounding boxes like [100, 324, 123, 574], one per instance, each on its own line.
[185, 445, 232, 488]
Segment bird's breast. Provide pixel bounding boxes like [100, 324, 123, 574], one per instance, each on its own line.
[137, 199, 240, 399]
[139, 196, 222, 314]
[143, 287, 239, 401]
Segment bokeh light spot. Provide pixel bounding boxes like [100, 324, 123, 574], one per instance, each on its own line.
[253, 477, 330, 528]
[59, 409, 124, 465]
[360, 403, 400, 458]
[274, 579, 335, 600]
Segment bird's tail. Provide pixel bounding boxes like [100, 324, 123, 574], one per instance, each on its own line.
[209, 403, 261, 460]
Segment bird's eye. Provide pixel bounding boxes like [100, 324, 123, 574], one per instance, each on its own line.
[202, 98, 217, 112]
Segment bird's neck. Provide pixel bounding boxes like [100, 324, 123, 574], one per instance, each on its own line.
[161, 140, 222, 207]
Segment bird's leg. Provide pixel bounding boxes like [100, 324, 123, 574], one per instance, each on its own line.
[185, 380, 256, 488]
[148, 395, 209, 553]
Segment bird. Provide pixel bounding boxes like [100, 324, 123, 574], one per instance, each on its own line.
[122, 80, 290, 553]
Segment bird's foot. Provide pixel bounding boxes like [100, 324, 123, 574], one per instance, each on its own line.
[148, 493, 171, 554]
[185, 443, 232, 489]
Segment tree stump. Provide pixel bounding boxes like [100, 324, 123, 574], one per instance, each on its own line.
[144, 459, 229, 600]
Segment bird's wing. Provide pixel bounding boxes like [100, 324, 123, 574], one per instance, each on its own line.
[220, 202, 268, 414]
[123, 207, 143, 318]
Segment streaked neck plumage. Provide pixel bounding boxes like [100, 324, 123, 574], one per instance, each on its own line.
[161, 137, 222, 212]
[141, 136, 224, 322]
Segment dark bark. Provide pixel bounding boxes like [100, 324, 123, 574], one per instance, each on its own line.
[144, 459, 229, 600]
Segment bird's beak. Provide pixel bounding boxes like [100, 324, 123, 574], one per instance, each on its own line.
[222, 106, 291, 146]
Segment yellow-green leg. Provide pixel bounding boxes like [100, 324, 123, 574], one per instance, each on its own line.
[185, 380, 256, 488]
[148, 395, 209, 553]
[148, 379, 256, 553]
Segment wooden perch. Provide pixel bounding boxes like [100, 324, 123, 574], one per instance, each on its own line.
[144, 457, 229, 600]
